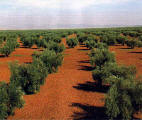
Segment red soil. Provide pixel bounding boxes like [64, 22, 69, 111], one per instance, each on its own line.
[8, 37, 105, 119]
[0, 44, 39, 83]
[110, 45, 142, 77]
[1, 39, 141, 119]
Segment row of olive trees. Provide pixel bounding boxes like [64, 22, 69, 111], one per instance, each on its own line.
[0, 36, 20, 57]
[76, 31, 142, 49]
[0, 33, 65, 119]
[89, 44, 142, 119]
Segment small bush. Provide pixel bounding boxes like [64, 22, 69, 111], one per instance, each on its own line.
[0, 82, 25, 119]
[125, 39, 137, 49]
[77, 34, 88, 44]
[31, 58, 48, 85]
[92, 63, 136, 86]
[33, 49, 64, 73]
[105, 78, 142, 120]
[35, 38, 47, 48]
[89, 49, 115, 68]
[0, 40, 19, 57]
[116, 35, 126, 45]
[138, 36, 142, 41]
[107, 35, 117, 46]
[66, 38, 78, 48]
[21, 36, 36, 48]
[85, 40, 97, 49]
[95, 42, 108, 49]
[10, 62, 43, 94]
[137, 41, 142, 48]
[46, 41, 65, 53]
[53, 36, 62, 43]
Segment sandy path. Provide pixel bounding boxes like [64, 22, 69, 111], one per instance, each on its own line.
[8, 38, 105, 120]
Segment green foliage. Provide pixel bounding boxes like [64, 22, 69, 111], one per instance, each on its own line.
[10, 62, 44, 94]
[87, 35, 98, 43]
[46, 41, 65, 53]
[85, 40, 97, 49]
[137, 41, 142, 48]
[105, 78, 142, 120]
[0, 39, 19, 57]
[35, 38, 47, 48]
[107, 35, 117, 46]
[77, 33, 88, 44]
[92, 63, 136, 86]
[89, 49, 115, 68]
[138, 36, 142, 41]
[31, 58, 48, 85]
[95, 42, 108, 49]
[100, 35, 108, 43]
[66, 38, 78, 48]
[53, 36, 62, 43]
[33, 49, 63, 73]
[21, 36, 37, 48]
[116, 35, 126, 45]
[0, 82, 24, 119]
[125, 39, 138, 49]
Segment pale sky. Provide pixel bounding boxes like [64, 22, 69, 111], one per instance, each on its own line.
[0, 0, 142, 29]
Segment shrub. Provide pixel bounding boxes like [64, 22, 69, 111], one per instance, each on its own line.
[77, 33, 88, 44]
[100, 35, 108, 44]
[66, 38, 78, 48]
[95, 42, 108, 49]
[116, 35, 126, 45]
[10, 62, 43, 94]
[35, 38, 48, 48]
[31, 58, 48, 85]
[105, 78, 142, 120]
[138, 36, 142, 41]
[137, 41, 142, 48]
[89, 49, 115, 68]
[87, 35, 98, 43]
[33, 49, 64, 73]
[85, 40, 97, 49]
[0, 40, 19, 57]
[53, 36, 62, 43]
[0, 82, 25, 119]
[92, 63, 136, 87]
[125, 39, 138, 49]
[46, 41, 65, 53]
[21, 36, 36, 48]
[107, 35, 117, 46]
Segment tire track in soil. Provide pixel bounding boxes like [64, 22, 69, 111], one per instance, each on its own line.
[8, 38, 105, 120]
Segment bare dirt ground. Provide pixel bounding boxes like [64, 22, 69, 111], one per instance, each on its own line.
[0, 45, 38, 82]
[110, 45, 142, 77]
[4, 38, 142, 119]
[8, 37, 105, 120]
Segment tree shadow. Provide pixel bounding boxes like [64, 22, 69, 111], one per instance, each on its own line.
[24, 62, 32, 64]
[73, 81, 109, 93]
[31, 47, 38, 49]
[0, 55, 6, 58]
[129, 51, 142, 54]
[118, 47, 132, 50]
[38, 49, 44, 51]
[78, 48, 89, 51]
[20, 46, 28, 48]
[78, 60, 90, 64]
[114, 44, 122, 46]
[78, 65, 94, 71]
[71, 103, 108, 120]
[79, 44, 86, 47]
